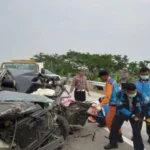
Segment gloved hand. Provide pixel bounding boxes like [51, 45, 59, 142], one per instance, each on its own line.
[97, 105, 102, 111]
[91, 103, 102, 111]
[91, 103, 97, 107]
[131, 115, 140, 122]
[145, 118, 150, 125]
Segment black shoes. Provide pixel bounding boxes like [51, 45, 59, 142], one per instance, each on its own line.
[104, 143, 118, 149]
[104, 134, 124, 143]
[118, 134, 124, 143]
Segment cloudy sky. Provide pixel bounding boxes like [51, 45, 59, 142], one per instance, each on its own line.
[0, 0, 150, 62]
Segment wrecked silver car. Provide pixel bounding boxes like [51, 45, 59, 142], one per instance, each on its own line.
[0, 68, 91, 128]
[0, 69, 71, 150]
[0, 91, 66, 150]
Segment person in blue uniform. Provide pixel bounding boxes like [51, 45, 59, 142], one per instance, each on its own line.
[104, 83, 150, 150]
[88, 97, 109, 127]
[132, 67, 150, 143]
[95, 97, 109, 127]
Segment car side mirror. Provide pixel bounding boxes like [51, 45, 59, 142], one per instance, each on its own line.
[41, 68, 45, 74]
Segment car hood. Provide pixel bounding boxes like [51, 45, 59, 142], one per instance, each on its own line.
[45, 73, 59, 77]
[7, 68, 40, 93]
[0, 91, 54, 103]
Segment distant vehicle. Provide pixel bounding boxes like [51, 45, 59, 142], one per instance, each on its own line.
[0, 59, 60, 80]
[0, 59, 42, 72]
[44, 69, 61, 80]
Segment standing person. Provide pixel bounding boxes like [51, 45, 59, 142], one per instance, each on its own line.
[104, 83, 149, 150]
[96, 70, 123, 142]
[119, 68, 128, 90]
[132, 66, 150, 143]
[69, 70, 90, 101]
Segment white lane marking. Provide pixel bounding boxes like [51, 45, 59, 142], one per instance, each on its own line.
[104, 127, 147, 150]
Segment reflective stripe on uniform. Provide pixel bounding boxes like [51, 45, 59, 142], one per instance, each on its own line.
[101, 108, 106, 116]
[109, 101, 117, 105]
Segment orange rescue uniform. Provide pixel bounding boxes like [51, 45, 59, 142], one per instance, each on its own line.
[100, 77, 122, 133]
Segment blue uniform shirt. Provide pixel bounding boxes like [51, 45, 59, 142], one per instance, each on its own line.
[107, 78, 120, 106]
[116, 90, 150, 117]
[133, 79, 150, 107]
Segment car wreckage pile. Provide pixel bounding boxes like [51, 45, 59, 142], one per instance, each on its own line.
[0, 68, 92, 150]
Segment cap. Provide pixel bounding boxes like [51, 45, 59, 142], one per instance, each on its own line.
[98, 70, 109, 77]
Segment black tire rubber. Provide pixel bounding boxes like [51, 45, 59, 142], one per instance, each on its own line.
[56, 115, 70, 140]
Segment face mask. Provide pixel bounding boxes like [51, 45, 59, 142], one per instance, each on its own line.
[128, 93, 137, 98]
[140, 75, 149, 81]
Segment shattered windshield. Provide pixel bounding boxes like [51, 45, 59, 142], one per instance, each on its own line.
[0, 91, 54, 103]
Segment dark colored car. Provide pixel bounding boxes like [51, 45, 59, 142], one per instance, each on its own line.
[0, 69, 70, 150]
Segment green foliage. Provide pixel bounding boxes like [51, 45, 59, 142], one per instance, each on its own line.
[31, 50, 150, 81]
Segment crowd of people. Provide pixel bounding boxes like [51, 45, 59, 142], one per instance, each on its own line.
[69, 67, 150, 150]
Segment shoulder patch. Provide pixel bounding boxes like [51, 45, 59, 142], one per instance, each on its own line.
[108, 78, 115, 84]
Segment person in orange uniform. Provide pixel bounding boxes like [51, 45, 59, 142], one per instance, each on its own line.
[97, 70, 123, 142]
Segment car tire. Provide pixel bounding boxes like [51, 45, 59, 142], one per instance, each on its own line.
[56, 115, 70, 140]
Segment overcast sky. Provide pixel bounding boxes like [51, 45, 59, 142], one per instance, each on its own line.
[0, 0, 150, 62]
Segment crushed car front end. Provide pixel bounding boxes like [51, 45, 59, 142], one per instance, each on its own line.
[0, 91, 65, 150]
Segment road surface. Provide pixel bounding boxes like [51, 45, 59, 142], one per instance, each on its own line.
[62, 85, 149, 150]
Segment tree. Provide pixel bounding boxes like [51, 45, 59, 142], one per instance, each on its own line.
[113, 55, 129, 70]
[139, 60, 150, 68]
[128, 62, 139, 74]
[31, 52, 47, 62]
[31, 50, 148, 80]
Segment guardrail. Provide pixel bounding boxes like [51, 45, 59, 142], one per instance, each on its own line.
[61, 77, 106, 88]
[87, 80, 106, 87]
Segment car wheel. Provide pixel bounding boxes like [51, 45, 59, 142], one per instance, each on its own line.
[56, 115, 70, 140]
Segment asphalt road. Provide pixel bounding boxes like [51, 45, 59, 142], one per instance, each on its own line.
[62, 85, 149, 150]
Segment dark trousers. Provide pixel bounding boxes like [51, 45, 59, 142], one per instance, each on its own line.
[121, 83, 127, 90]
[109, 115, 144, 150]
[74, 89, 86, 102]
[140, 107, 150, 138]
[91, 113, 106, 127]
